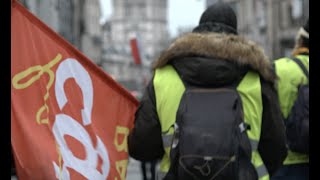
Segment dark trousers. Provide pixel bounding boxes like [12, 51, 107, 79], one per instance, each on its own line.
[141, 160, 157, 180]
[271, 163, 309, 180]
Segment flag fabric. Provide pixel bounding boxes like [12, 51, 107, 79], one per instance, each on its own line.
[129, 38, 142, 65]
[11, 1, 138, 179]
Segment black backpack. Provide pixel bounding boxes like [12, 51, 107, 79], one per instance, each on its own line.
[164, 83, 257, 180]
[285, 57, 309, 154]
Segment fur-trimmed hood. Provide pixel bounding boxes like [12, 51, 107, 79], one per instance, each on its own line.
[153, 32, 275, 82]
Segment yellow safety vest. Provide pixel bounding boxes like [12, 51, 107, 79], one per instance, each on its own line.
[275, 55, 309, 165]
[153, 65, 269, 180]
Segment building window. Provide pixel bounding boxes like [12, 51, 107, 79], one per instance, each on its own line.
[290, 0, 304, 26]
[58, 0, 75, 45]
[279, 1, 289, 29]
[256, 0, 266, 31]
[124, 0, 132, 17]
[291, 0, 303, 19]
[206, 0, 220, 7]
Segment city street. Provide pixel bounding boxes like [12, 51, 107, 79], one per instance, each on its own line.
[126, 158, 143, 180]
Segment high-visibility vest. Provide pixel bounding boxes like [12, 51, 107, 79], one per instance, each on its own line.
[275, 55, 309, 165]
[153, 65, 269, 180]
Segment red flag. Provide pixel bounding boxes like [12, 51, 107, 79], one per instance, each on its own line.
[130, 38, 142, 65]
[11, 1, 138, 179]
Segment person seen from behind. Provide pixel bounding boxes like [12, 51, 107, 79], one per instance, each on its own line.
[128, 2, 287, 180]
[272, 19, 309, 180]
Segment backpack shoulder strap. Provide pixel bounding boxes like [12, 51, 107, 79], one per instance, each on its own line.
[291, 57, 309, 80]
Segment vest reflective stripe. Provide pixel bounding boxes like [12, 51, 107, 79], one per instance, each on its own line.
[154, 65, 185, 173]
[154, 65, 185, 132]
[275, 55, 309, 165]
[256, 164, 269, 178]
[162, 134, 174, 148]
[250, 139, 259, 152]
[237, 71, 269, 180]
[154, 65, 268, 179]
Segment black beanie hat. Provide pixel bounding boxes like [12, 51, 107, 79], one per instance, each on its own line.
[193, 2, 238, 34]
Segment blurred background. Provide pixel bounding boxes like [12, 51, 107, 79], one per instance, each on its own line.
[17, 0, 309, 99]
[14, 0, 309, 179]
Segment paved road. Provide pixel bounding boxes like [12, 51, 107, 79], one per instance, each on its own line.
[126, 158, 143, 180]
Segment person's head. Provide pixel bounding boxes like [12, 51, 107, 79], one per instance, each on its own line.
[192, 2, 237, 35]
[295, 18, 309, 49]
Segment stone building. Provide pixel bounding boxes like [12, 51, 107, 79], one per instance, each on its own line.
[206, 0, 309, 59]
[101, 0, 170, 95]
[19, 0, 102, 64]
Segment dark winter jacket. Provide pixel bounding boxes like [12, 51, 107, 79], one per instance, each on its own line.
[128, 32, 288, 176]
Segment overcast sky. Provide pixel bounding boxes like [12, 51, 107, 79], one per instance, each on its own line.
[99, 0, 205, 37]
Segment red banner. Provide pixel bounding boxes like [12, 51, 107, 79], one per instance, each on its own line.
[11, 1, 138, 179]
[130, 38, 142, 65]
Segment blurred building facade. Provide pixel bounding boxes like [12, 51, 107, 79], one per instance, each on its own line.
[206, 0, 309, 59]
[19, 0, 102, 64]
[19, 0, 171, 96]
[101, 0, 170, 94]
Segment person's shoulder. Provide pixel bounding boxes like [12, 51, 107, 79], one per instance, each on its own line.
[274, 56, 290, 63]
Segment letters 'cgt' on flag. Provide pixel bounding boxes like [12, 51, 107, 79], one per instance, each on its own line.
[11, 1, 138, 179]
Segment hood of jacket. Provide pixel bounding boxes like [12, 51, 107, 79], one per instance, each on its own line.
[152, 32, 275, 86]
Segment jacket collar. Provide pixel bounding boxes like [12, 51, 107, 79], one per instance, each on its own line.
[152, 32, 275, 82]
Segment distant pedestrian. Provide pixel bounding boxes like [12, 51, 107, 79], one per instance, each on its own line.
[140, 160, 157, 180]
